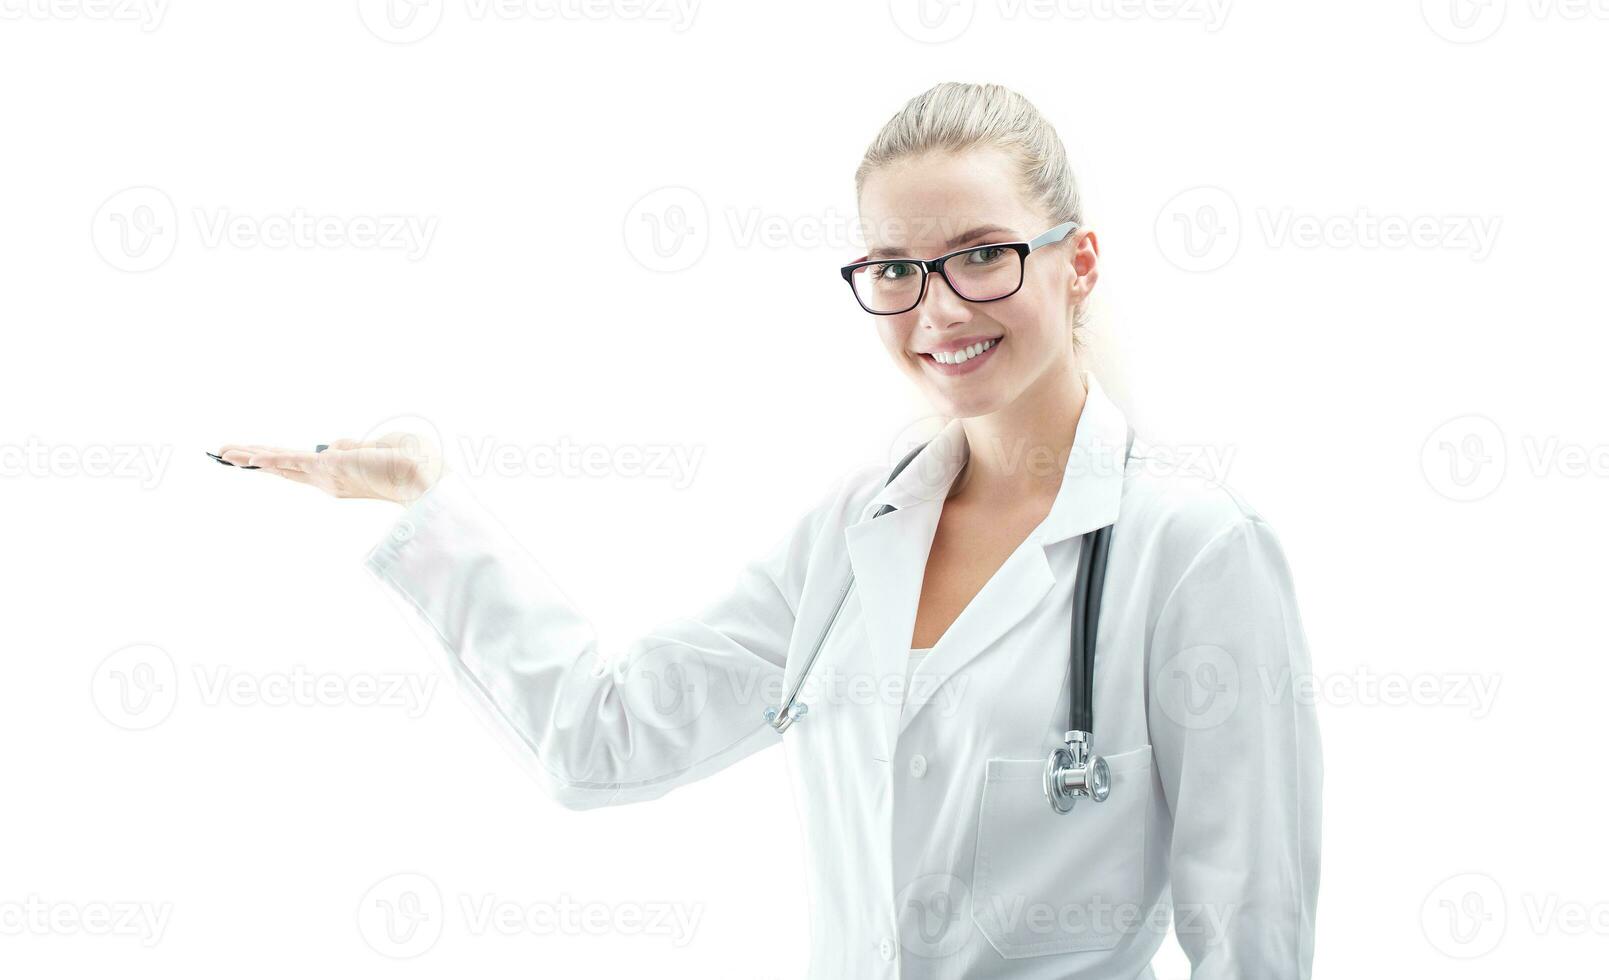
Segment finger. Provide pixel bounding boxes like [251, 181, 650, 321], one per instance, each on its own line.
[217, 443, 281, 456]
[247, 451, 320, 472]
[271, 467, 318, 487]
[219, 445, 286, 466]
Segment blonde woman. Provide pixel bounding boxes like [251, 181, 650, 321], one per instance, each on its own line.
[217, 82, 1321, 979]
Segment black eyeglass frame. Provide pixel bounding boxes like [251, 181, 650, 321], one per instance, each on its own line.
[839, 220, 1077, 316]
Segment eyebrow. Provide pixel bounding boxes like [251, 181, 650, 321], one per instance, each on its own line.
[865, 224, 1016, 261]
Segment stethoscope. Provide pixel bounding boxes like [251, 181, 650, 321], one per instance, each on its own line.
[765, 423, 1136, 815]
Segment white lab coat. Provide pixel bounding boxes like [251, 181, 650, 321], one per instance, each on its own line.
[364, 370, 1322, 979]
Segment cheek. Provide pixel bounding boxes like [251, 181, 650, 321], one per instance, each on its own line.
[876, 320, 916, 359]
[993, 296, 1058, 353]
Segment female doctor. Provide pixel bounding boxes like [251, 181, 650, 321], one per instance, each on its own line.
[217, 82, 1321, 979]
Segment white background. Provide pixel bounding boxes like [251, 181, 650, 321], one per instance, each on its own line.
[4, 0, 1607, 975]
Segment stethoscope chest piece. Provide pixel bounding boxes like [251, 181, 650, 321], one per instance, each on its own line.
[1044, 730, 1110, 813]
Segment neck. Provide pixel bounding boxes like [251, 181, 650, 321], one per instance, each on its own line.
[955, 356, 1088, 506]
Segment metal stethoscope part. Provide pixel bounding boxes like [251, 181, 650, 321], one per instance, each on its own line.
[1045, 729, 1110, 812]
[767, 423, 1135, 816]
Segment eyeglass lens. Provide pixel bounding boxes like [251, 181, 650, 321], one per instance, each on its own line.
[850, 245, 1022, 313]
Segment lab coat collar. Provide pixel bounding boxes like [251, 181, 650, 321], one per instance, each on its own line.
[843, 369, 1132, 757]
[856, 368, 1131, 546]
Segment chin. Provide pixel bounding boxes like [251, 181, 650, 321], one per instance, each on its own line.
[928, 388, 1007, 420]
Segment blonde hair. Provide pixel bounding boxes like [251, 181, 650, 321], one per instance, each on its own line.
[854, 82, 1090, 351]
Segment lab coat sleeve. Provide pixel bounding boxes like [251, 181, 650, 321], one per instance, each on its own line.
[1145, 515, 1322, 979]
[363, 470, 830, 811]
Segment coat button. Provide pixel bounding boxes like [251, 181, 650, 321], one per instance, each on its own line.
[908, 754, 928, 778]
[879, 936, 894, 960]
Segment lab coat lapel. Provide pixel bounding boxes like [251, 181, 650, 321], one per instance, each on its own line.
[843, 498, 941, 763]
[1030, 371, 1133, 549]
[895, 540, 1056, 740]
[843, 415, 970, 762]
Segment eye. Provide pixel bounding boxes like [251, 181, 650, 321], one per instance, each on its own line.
[962, 245, 1008, 266]
[873, 261, 919, 281]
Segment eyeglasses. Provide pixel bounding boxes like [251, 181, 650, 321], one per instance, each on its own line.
[839, 221, 1076, 316]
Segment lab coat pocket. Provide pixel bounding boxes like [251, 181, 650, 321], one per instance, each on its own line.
[970, 744, 1153, 958]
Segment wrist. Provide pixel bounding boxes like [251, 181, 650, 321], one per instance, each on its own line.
[392, 461, 446, 506]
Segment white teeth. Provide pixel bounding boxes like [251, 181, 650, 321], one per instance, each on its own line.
[933, 338, 998, 365]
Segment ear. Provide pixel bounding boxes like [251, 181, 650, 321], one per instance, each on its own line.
[1068, 227, 1100, 304]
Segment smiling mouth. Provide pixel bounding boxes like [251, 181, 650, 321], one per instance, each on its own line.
[919, 336, 1002, 369]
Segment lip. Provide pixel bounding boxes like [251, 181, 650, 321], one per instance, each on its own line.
[918, 334, 1004, 355]
[916, 336, 1003, 377]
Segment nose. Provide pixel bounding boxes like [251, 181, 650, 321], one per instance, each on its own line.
[913, 265, 973, 329]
